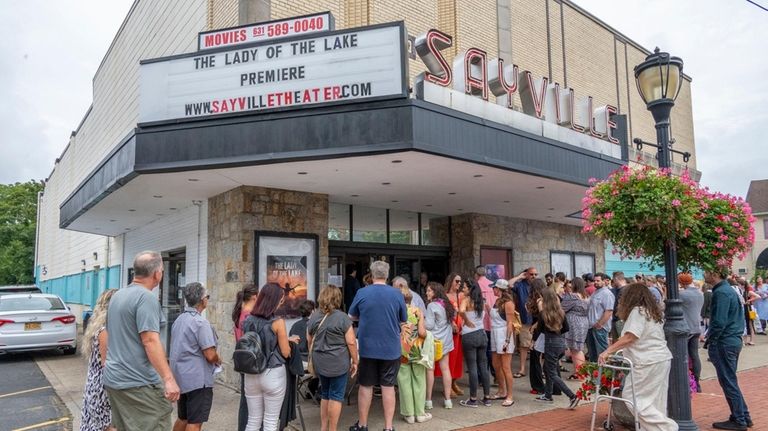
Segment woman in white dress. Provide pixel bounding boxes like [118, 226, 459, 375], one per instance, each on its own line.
[598, 283, 678, 431]
[488, 279, 516, 406]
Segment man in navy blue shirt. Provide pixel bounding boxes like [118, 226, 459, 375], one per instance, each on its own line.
[348, 260, 407, 431]
[510, 267, 537, 377]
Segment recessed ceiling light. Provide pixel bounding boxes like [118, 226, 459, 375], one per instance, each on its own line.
[473, 174, 483, 178]
[536, 186, 545, 189]
[124, 228, 130, 231]
[297, 172, 308, 175]
[448, 192, 456, 195]
[187, 178, 199, 182]
[94, 227, 100, 230]
[381, 182, 391, 185]
[128, 209, 136, 212]
[503, 200, 510, 203]
[548, 208, 555, 211]
[391, 200, 399, 203]
[457, 208, 464, 211]
[109, 219, 116, 222]
[350, 194, 359, 197]
[391, 160, 403, 164]
[156, 213, 164, 216]
[169, 208, 177, 210]
[547, 215, 553, 218]
[425, 204, 432, 207]
[153, 195, 163, 198]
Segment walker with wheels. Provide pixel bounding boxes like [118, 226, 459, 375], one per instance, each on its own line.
[590, 354, 640, 431]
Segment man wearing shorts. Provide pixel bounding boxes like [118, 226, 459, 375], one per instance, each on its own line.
[348, 260, 407, 431]
[104, 251, 180, 431]
[170, 282, 220, 430]
[510, 267, 537, 378]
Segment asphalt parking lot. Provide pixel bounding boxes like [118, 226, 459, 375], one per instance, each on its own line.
[0, 353, 71, 431]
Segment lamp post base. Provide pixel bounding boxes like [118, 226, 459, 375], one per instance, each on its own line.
[664, 297, 699, 431]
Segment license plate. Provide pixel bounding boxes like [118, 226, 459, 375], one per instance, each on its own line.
[24, 322, 42, 331]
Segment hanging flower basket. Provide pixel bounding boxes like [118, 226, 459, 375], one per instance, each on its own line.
[582, 165, 755, 272]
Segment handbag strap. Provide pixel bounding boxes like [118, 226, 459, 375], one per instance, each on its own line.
[309, 312, 330, 354]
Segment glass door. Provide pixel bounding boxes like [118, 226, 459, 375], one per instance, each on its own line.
[160, 249, 186, 352]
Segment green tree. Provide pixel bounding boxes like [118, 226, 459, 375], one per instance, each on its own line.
[0, 181, 44, 284]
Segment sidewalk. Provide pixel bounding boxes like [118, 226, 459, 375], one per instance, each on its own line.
[36, 334, 768, 430]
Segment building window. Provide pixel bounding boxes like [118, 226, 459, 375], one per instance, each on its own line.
[389, 210, 419, 245]
[352, 205, 387, 243]
[421, 213, 449, 246]
[764, 219, 768, 240]
[550, 251, 595, 279]
[329, 203, 351, 241]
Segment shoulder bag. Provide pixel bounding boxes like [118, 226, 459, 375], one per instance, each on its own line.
[307, 313, 329, 377]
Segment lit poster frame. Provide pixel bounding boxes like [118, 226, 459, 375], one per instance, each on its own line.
[254, 231, 319, 319]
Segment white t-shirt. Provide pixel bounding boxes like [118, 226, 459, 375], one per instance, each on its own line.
[621, 307, 672, 366]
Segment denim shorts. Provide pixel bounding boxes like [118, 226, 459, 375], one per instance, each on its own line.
[319, 373, 349, 402]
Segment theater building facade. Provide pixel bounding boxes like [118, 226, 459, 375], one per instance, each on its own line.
[35, 0, 698, 384]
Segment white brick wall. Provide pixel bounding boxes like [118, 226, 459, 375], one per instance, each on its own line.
[122, 202, 209, 285]
[37, 0, 208, 281]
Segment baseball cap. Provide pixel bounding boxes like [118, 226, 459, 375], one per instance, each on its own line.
[493, 279, 509, 290]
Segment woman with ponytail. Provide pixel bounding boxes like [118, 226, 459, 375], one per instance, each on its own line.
[233, 283, 259, 431]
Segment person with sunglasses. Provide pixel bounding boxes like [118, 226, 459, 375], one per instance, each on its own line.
[435, 273, 466, 398]
[510, 267, 538, 378]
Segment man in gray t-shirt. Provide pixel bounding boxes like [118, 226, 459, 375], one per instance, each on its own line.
[104, 251, 180, 431]
[586, 283, 614, 362]
[678, 273, 704, 390]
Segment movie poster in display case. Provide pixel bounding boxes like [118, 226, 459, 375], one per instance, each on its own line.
[255, 232, 318, 318]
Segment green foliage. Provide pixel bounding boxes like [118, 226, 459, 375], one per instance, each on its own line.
[0, 181, 44, 284]
[582, 166, 755, 272]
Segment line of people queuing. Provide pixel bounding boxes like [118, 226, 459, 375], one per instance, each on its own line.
[76, 250, 762, 431]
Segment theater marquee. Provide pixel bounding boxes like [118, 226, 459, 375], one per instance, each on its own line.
[139, 22, 407, 124]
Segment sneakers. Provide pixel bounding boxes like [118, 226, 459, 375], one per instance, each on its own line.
[424, 400, 433, 410]
[402, 415, 415, 424]
[459, 398, 480, 408]
[481, 397, 493, 407]
[534, 394, 554, 402]
[444, 399, 453, 409]
[712, 420, 747, 430]
[568, 396, 580, 410]
[349, 422, 369, 431]
[416, 413, 433, 423]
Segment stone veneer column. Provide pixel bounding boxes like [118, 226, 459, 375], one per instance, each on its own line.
[450, 212, 605, 277]
[206, 185, 329, 386]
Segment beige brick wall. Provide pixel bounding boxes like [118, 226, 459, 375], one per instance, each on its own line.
[371, 0, 438, 83]
[561, 3, 617, 111]
[209, 0, 239, 29]
[271, 0, 346, 28]
[548, 0, 565, 85]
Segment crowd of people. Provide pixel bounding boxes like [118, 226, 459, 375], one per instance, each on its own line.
[76, 250, 767, 431]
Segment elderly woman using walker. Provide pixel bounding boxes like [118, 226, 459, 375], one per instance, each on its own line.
[598, 282, 678, 431]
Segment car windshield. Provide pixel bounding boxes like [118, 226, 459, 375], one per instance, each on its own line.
[0, 296, 66, 312]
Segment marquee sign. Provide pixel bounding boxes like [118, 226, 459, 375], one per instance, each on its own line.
[139, 22, 407, 123]
[198, 12, 334, 50]
[415, 29, 619, 144]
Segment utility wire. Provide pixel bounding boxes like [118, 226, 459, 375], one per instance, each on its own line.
[747, 0, 768, 12]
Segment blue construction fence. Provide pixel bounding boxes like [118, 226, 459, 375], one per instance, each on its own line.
[36, 265, 122, 307]
[604, 242, 704, 281]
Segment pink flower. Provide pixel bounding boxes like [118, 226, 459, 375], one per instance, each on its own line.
[604, 212, 614, 220]
[671, 199, 681, 207]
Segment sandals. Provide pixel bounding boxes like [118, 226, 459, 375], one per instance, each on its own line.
[512, 372, 526, 378]
[559, 365, 569, 372]
[567, 374, 580, 380]
[487, 393, 507, 400]
[501, 399, 515, 407]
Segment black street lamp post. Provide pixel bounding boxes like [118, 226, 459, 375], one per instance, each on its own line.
[634, 48, 698, 431]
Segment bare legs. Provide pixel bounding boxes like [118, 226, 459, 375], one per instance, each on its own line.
[499, 353, 513, 402]
[381, 386, 396, 430]
[571, 350, 586, 374]
[320, 399, 343, 431]
[357, 385, 373, 427]
[426, 355, 452, 403]
[518, 347, 529, 375]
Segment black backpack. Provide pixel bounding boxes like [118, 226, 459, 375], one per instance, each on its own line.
[233, 317, 271, 375]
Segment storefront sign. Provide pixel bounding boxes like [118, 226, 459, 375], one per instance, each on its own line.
[139, 23, 407, 123]
[198, 12, 334, 50]
[415, 29, 619, 144]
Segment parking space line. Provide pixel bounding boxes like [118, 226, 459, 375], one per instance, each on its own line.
[0, 385, 52, 399]
[12, 417, 70, 431]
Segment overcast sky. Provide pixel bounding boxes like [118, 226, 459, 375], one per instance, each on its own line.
[0, 0, 765, 198]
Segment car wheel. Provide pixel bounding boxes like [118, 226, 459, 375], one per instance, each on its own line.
[63, 346, 77, 355]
